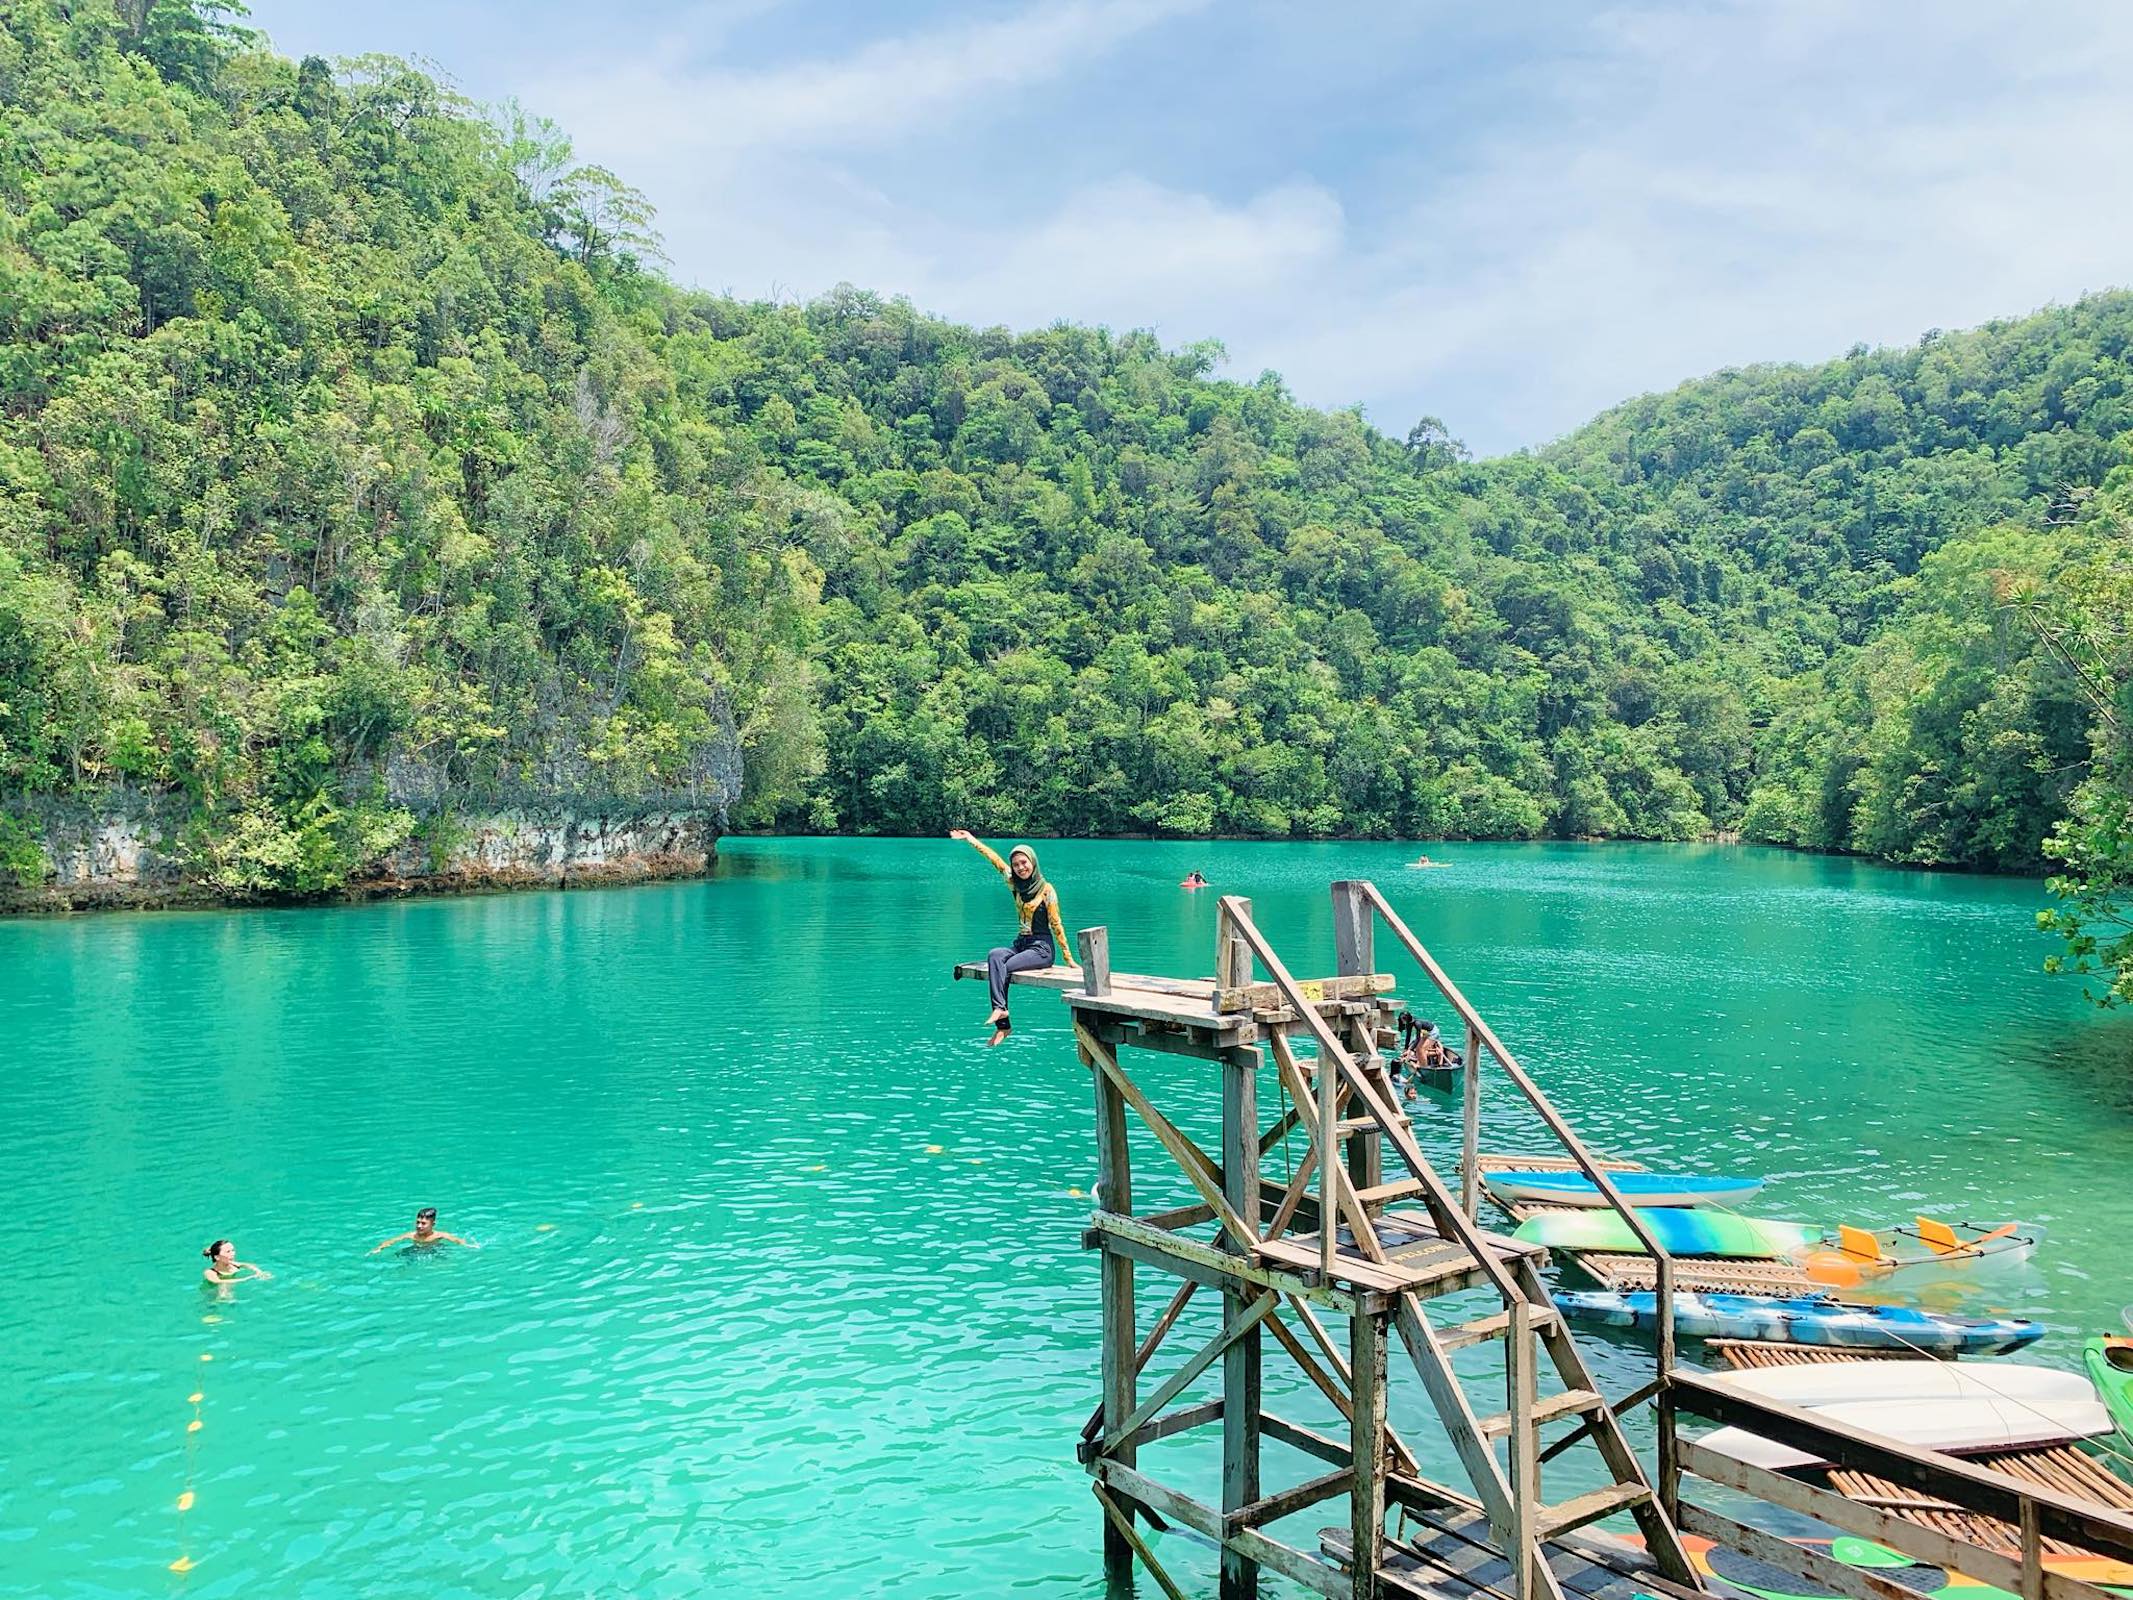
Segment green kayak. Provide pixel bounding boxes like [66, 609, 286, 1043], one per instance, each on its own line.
[1513, 1207, 1819, 1259]
[2083, 1335, 2133, 1439]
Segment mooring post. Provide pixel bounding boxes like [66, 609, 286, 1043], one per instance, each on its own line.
[1220, 1042, 1263, 1600]
[1350, 1303, 1388, 1600]
[1089, 1030, 1136, 1597]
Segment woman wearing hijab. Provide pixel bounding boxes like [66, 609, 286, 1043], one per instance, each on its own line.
[951, 830, 1079, 1045]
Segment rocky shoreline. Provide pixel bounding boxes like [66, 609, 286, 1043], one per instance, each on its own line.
[0, 799, 721, 914]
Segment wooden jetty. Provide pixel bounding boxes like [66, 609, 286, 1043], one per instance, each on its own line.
[964, 879, 2133, 1600]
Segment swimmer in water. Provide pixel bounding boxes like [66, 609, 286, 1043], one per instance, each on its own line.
[1180, 871, 1208, 889]
[201, 1240, 271, 1285]
[370, 1207, 476, 1253]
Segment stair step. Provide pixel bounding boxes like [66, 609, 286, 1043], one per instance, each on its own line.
[1354, 1178, 1427, 1204]
[1330, 1116, 1411, 1137]
[1536, 1482, 1654, 1538]
[1437, 1306, 1560, 1352]
[1476, 1387, 1604, 1438]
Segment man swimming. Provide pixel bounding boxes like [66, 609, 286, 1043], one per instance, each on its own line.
[370, 1207, 476, 1253]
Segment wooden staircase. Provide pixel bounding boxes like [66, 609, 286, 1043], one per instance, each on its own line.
[1064, 881, 1701, 1600]
[1218, 893, 1693, 1600]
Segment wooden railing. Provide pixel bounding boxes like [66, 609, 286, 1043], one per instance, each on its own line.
[1335, 882, 1684, 1443]
[1668, 1371, 2133, 1600]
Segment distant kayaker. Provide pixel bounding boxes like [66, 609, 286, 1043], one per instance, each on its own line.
[1181, 871, 1208, 889]
[371, 1207, 476, 1254]
[201, 1240, 271, 1286]
[951, 830, 1079, 1047]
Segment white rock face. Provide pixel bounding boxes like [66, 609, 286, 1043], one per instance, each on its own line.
[4, 801, 720, 911]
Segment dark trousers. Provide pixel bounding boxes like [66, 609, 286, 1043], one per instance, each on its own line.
[988, 933, 1055, 1013]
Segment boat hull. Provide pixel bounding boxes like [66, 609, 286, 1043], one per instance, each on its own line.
[1552, 1288, 2044, 1356]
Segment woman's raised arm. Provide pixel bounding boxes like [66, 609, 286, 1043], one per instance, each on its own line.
[948, 829, 1010, 877]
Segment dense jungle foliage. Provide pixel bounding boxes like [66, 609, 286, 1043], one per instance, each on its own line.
[1, 1, 2128, 994]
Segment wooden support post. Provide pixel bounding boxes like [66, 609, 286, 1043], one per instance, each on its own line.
[1090, 1030, 1136, 1597]
[1078, 927, 1112, 997]
[1222, 1045, 1263, 1600]
[1350, 1304, 1388, 1600]
[1460, 1022, 1482, 1219]
[1219, 897, 1254, 991]
[1332, 881, 1373, 978]
[1344, 1012, 1382, 1192]
[1506, 1301, 1539, 1600]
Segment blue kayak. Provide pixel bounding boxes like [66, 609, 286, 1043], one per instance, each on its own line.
[1553, 1289, 2044, 1356]
[1485, 1169, 1763, 1209]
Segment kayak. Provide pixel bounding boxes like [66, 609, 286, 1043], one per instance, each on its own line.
[1664, 1533, 2133, 1600]
[1482, 1169, 1765, 1210]
[1717, 1359, 2095, 1409]
[2083, 1335, 2133, 1439]
[1515, 1208, 1818, 1259]
[1552, 1288, 2046, 1356]
[1701, 1394, 2113, 1470]
[1796, 1218, 2042, 1291]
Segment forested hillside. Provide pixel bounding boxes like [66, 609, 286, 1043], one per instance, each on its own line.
[1, 0, 2128, 994]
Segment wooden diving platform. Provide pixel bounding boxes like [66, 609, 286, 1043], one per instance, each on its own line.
[1011, 880, 2133, 1600]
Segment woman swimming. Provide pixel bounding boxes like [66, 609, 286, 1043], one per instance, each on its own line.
[951, 830, 1079, 1046]
[200, 1240, 271, 1286]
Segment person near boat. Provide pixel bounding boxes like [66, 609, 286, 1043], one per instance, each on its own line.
[201, 1239, 271, 1286]
[1389, 1010, 1461, 1097]
[371, 1207, 476, 1254]
[1180, 871, 1208, 889]
[951, 830, 1078, 1046]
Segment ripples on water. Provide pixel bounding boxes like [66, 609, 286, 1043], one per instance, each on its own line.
[2, 839, 2129, 1597]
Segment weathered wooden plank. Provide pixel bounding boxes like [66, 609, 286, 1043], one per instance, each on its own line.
[1088, 1210, 1350, 1307]
[1080, 1023, 1258, 1246]
[1078, 926, 1112, 997]
[1352, 1304, 1390, 1600]
[1091, 1024, 1137, 1593]
[1677, 1501, 1957, 1600]
[1679, 1440, 2129, 1600]
[1093, 1482, 1192, 1600]
[1106, 1292, 1277, 1454]
[1670, 1371, 2133, 1565]
[1216, 972, 1396, 1015]
[1223, 1043, 1265, 1600]
[1231, 1468, 1351, 1533]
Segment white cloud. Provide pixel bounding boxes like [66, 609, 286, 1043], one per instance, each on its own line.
[530, 0, 1209, 168]
[284, 0, 2133, 452]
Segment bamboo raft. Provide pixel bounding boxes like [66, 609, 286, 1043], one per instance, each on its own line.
[1707, 1337, 2133, 1559]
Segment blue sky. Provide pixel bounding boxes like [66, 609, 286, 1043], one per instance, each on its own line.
[245, 0, 2133, 454]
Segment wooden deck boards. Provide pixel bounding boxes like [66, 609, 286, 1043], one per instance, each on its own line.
[1322, 1510, 1704, 1600]
[1708, 1337, 2133, 1558]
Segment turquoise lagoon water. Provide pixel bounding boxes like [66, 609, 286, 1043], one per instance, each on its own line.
[3, 839, 2130, 1598]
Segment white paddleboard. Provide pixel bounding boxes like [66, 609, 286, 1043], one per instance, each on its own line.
[1701, 1395, 2113, 1471]
[1715, 1360, 2097, 1409]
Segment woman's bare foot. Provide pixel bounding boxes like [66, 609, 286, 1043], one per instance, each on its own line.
[988, 1022, 1012, 1047]
[987, 1008, 1009, 1026]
